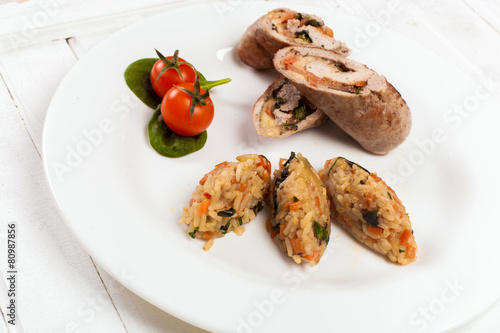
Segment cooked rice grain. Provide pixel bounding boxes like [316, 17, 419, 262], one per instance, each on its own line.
[180, 154, 271, 250]
[269, 152, 331, 266]
[319, 157, 417, 265]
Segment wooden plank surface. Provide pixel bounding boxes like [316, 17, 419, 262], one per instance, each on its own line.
[0, 40, 76, 151]
[0, 0, 202, 51]
[0, 40, 127, 333]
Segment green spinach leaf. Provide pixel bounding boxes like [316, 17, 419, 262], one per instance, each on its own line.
[124, 58, 162, 109]
[148, 107, 207, 157]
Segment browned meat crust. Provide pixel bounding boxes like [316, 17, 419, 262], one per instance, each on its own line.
[273, 46, 411, 154]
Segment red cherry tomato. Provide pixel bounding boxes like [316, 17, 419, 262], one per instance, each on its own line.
[161, 82, 214, 137]
[150, 54, 196, 98]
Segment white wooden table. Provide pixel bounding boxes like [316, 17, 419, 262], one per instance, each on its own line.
[1, 0, 500, 332]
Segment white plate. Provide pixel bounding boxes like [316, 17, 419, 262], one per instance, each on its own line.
[43, 2, 500, 332]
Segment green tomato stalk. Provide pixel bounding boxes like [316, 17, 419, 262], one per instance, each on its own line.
[154, 49, 190, 83]
[196, 71, 231, 91]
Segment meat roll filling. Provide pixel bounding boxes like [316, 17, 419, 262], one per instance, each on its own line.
[238, 7, 350, 69]
[253, 76, 328, 138]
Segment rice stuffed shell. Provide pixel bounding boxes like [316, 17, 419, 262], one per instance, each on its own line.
[268, 152, 331, 266]
[180, 154, 272, 251]
[319, 157, 417, 265]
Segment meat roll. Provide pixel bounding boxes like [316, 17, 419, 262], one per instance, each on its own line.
[274, 46, 412, 155]
[238, 8, 350, 69]
[237, 19, 275, 69]
[319, 157, 417, 265]
[268, 152, 331, 266]
[253, 76, 328, 138]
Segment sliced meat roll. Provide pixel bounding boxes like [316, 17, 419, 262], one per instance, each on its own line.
[237, 18, 275, 69]
[274, 46, 412, 155]
[253, 76, 328, 138]
[238, 8, 350, 69]
[319, 157, 417, 265]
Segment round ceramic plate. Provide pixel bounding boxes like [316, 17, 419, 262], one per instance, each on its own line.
[42, 2, 500, 332]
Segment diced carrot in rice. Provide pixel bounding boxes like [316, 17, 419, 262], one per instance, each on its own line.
[368, 225, 383, 236]
[215, 161, 229, 168]
[290, 236, 305, 254]
[202, 231, 216, 240]
[239, 181, 248, 192]
[199, 174, 209, 185]
[406, 244, 416, 259]
[198, 199, 210, 215]
[279, 224, 286, 239]
[262, 169, 270, 182]
[400, 229, 411, 245]
[270, 228, 279, 239]
[289, 201, 302, 211]
[303, 250, 319, 261]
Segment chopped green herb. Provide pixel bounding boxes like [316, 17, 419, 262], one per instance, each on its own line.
[293, 105, 308, 121]
[274, 96, 285, 109]
[399, 249, 406, 253]
[220, 221, 231, 234]
[293, 196, 299, 202]
[295, 30, 312, 43]
[238, 217, 243, 226]
[363, 210, 379, 227]
[353, 86, 363, 94]
[307, 18, 321, 27]
[344, 158, 370, 174]
[314, 221, 329, 242]
[252, 201, 264, 215]
[218, 208, 236, 217]
[283, 123, 298, 131]
[328, 157, 343, 175]
[296, 13, 303, 20]
[387, 192, 392, 200]
[188, 227, 199, 239]
[333, 61, 352, 73]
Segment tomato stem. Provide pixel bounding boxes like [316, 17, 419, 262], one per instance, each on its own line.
[197, 71, 232, 91]
[154, 49, 191, 84]
[173, 75, 211, 121]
